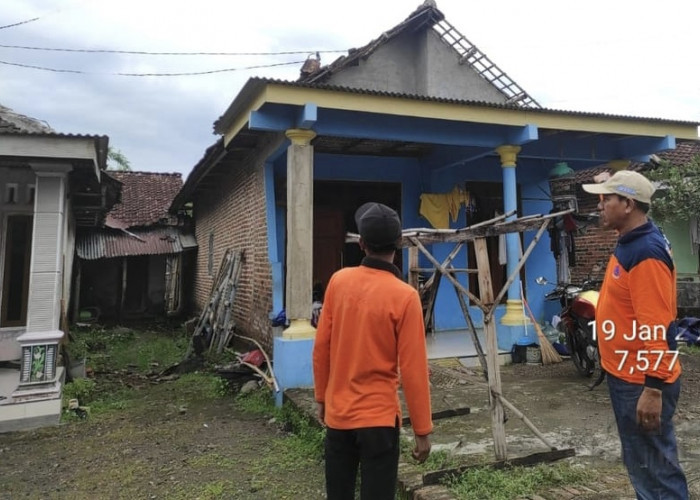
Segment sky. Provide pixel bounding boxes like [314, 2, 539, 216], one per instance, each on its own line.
[1, 0, 699, 178]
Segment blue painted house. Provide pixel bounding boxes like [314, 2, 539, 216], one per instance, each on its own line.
[171, 1, 699, 395]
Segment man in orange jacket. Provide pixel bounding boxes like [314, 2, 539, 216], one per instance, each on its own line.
[583, 170, 688, 499]
[313, 202, 432, 500]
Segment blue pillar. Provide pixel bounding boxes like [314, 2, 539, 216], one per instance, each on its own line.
[495, 145, 530, 348]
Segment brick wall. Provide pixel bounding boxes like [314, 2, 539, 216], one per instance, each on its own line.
[570, 187, 617, 284]
[191, 134, 285, 352]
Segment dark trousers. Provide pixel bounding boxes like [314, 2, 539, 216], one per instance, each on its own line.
[607, 374, 688, 499]
[324, 423, 400, 500]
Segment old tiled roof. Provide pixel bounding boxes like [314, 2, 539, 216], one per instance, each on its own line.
[0, 104, 54, 134]
[573, 141, 700, 183]
[657, 140, 700, 165]
[106, 171, 183, 228]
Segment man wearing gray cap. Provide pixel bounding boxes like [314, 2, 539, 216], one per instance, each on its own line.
[313, 202, 432, 499]
[582, 170, 688, 499]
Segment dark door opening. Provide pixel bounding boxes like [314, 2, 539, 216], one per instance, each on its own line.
[124, 256, 149, 314]
[312, 180, 402, 296]
[1, 215, 33, 327]
[465, 182, 523, 304]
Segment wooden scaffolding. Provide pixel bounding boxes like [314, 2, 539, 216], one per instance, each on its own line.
[349, 208, 574, 465]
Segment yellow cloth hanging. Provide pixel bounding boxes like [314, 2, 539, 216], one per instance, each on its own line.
[419, 187, 470, 229]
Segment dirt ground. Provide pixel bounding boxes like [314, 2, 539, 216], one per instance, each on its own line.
[2, 349, 700, 499]
[0, 375, 327, 500]
[420, 348, 700, 498]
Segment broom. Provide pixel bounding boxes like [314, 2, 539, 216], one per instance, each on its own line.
[522, 295, 562, 365]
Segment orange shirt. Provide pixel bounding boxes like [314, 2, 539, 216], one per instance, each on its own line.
[312, 258, 433, 436]
[596, 221, 681, 386]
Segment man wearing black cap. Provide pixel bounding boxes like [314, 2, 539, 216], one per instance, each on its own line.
[313, 202, 432, 499]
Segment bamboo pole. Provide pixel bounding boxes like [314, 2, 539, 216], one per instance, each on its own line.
[474, 237, 507, 460]
[409, 237, 487, 312]
[485, 219, 551, 323]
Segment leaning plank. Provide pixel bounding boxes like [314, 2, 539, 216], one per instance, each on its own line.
[422, 448, 576, 486]
[401, 407, 471, 427]
[474, 237, 507, 461]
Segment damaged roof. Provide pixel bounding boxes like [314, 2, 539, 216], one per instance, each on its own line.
[106, 171, 183, 228]
[0, 104, 55, 134]
[297, 0, 540, 108]
[76, 226, 197, 260]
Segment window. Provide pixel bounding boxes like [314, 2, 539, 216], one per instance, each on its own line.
[5, 184, 18, 204]
[1, 215, 33, 327]
[26, 185, 36, 205]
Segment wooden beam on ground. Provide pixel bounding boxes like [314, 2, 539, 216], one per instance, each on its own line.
[422, 448, 576, 486]
[401, 407, 471, 427]
[474, 237, 507, 461]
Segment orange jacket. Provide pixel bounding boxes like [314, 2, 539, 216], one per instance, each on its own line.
[596, 221, 681, 386]
[312, 258, 433, 436]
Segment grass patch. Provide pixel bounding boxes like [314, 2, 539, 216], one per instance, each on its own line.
[72, 325, 189, 373]
[446, 461, 593, 500]
[680, 343, 700, 355]
[235, 388, 325, 464]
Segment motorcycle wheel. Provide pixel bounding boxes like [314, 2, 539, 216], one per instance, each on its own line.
[566, 330, 594, 377]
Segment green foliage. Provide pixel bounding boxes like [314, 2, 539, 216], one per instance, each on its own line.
[174, 372, 230, 400]
[446, 462, 592, 500]
[235, 389, 325, 462]
[646, 155, 700, 223]
[72, 326, 189, 373]
[107, 147, 132, 171]
[63, 378, 97, 405]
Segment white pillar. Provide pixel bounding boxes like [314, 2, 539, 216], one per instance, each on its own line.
[26, 164, 72, 332]
[283, 129, 317, 339]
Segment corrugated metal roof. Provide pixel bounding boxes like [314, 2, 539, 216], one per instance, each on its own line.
[77, 226, 196, 260]
[214, 77, 700, 134]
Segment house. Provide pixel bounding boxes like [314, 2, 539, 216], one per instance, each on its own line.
[0, 104, 118, 432]
[570, 141, 700, 318]
[74, 171, 196, 322]
[170, 1, 699, 399]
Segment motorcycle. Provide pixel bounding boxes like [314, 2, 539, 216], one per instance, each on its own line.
[536, 276, 605, 390]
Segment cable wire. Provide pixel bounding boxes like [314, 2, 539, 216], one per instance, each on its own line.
[0, 58, 306, 76]
[0, 43, 345, 56]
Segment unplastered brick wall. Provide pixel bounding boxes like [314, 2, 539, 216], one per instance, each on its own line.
[192, 134, 285, 351]
[570, 187, 617, 284]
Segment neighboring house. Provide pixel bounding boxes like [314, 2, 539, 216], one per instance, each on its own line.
[75, 171, 196, 322]
[570, 141, 700, 317]
[0, 104, 118, 432]
[170, 1, 698, 397]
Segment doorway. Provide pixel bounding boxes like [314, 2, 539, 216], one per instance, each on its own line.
[1, 215, 33, 327]
[312, 180, 402, 296]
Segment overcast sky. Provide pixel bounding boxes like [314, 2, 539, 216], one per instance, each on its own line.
[2, 0, 699, 177]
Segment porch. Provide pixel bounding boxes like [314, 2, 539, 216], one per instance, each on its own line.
[0, 363, 64, 433]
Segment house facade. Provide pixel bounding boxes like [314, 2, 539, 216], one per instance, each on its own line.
[0, 105, 117, 432]
[172, 1, 699, 396]
[75, 171, 196, 322]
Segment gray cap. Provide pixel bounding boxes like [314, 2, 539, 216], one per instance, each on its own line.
[354, 202, 402, 248]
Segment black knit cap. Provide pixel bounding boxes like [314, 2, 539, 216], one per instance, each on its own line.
[354, 202, 402, 248]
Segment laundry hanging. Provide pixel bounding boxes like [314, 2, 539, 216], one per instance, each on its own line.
[419, 186, 470, 229]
